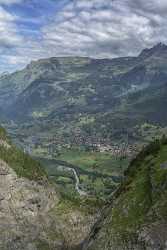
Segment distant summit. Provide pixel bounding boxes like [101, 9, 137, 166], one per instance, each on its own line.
[139, 42, 167, 59]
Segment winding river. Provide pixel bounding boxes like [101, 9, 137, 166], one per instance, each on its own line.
[57, 165, 87, 196]
[35, 157, 88, 196]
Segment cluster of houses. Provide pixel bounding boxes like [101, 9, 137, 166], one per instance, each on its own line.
[20, 130, 140, 160]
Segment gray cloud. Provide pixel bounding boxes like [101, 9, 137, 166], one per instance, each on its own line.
[0, 0, 22, 4]
[41, 0, 158, 58]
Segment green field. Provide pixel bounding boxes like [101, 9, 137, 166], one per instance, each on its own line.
[56, 149, 129, 175]
[36, 148, 128, 200]
[54, 149, 128, 198]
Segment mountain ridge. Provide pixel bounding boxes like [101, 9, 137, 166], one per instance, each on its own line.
[2, 42, 167, 121]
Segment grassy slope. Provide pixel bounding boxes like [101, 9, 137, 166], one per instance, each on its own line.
[86, 138, 167, 249]
[0, 127, 46, 180]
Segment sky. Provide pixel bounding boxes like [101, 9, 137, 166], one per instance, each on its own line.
[0, 0, 166, 72]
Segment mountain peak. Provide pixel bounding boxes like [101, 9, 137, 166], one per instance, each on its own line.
[152, 42, 167, 51]
[139, 42, 167, 59]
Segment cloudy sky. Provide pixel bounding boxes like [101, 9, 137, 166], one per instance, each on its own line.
[0, 0, 166, 72]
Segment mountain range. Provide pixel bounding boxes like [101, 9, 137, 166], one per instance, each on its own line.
[1, 43, 167, 143]
[0, 43, 167, 122]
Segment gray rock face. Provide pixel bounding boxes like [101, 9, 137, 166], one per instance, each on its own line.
[0, 159, 96, 250]
[160, 162, 167, 169]
[0, 159, 63, 250]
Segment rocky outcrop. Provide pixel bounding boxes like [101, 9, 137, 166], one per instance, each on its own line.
[0, 159, 63, 250]
[0, 126, 96, 250]
[0, 158, 96, 250]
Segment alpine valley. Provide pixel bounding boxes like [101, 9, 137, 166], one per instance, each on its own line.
[0, 43, 167, 249]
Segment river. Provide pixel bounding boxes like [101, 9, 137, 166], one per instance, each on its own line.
[57, 165, 87, 196]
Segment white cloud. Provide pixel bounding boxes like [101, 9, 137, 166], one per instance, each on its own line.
[0, 6, 22, 47]
[0, 6, 24, 72]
